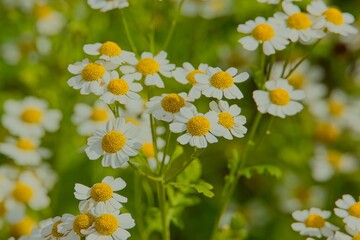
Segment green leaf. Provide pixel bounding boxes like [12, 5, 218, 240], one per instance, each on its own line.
[169, 180, 214, 198]
[172, 145, 184, 160]
[238, 164, 282, 179]
[177, 158, 201, 184]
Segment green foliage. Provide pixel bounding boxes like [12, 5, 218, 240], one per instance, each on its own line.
[238, 164, 282, 179]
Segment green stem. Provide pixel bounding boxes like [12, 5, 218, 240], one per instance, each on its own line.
[134, 172, 145, 240]
[159, 128, 171, 175]
[128, 161, 163, 182]
[281, 42, 295, 78]
[157, 181, 170, 240]
[149, 0, 157, 53]
[162, 0, 185, 50]
[120, 11, 138, 55]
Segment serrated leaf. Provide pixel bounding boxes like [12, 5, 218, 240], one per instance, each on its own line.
[238, 164, 282, 179]
[172, 145, 184, 160]
[177, 158, 201, 183]
[170, 180, 214, 198]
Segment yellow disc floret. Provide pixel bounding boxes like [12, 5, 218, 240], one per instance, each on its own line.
[353, 234, 360, 240]
[82, 63, 106, 81]
[141, 142, 155, 158]
[252, 23, 275, 42]
[328, 100, 344, 117]
[51, 221, 64, 238]
[95, 214, 119, 235]
[99, 41, 121, 57]
[17, 138, 36, 151]
[91, 108, 109, 122]
[125, 118, 139, 125]
[101, 131, 126, 153]
[287, 13, 312, 30]
[13, 182, 33, 203]
[324, 8, 343, 25]
[187, 116, 211, 136]
[269, 88, 290, 106]
[11, 217, 35, 238]
[0, 202, 6, 216]
[136, 58, 160, 75]
[73, 213, 95, 237]
[314, 122, 340, 143]
[35, 4, 53, 19]
[107, 78, 129, 95]
[288, 74, 305, 89]
[21, 108, 43, 124]
[210, 71, 234, 89]
[186, 70, 205, 85]
[218, 112, 235, 129]
[327, 150, 342, 169]
[90, 183, 113, 202]
[305, 214, 325, 228]
[349, 202, 360, 218]
[161, 94, 186, 113]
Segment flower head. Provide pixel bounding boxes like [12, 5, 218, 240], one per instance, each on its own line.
[335, 194, 360, 230]
[87, 0, 129, 12]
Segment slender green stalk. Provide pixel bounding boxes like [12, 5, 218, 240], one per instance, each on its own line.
[162, 0, 185, 50]
[157, 181, 170, 240]
[134, 172, 145, 240]
[159, 128, 171, 175]
[128, 161, 163, 182]
[120, 11, 138, 55]
[149, 0, 157, 53]
[281, 42, 295, 78]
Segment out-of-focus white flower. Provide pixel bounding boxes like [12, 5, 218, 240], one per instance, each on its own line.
[1, 42, 21, 65]
[87, 0, 129, 12]
[181, 0, 233, 19]
[34, 4, 65, 36]
[9, 216, 37, 239]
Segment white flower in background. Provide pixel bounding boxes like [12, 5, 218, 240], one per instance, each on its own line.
[72, 100, 113, 137]
[85, 118, 141, 168]
[307, 0, 358, 36]
[40, 216, 70, 239]
[170, 107, 225, 148]
[146, 92, 195, 122]
[9, 216, 37, 239]
[0, 137, 51, 166]
[194, 67, 249, 99]
[237, 17, 289, 55]
[310, 145, 358, 182]
[253, 79, 305, 118]
[19, 218, 53, 240]
[335, 194, 360, 230]
[2, 97, 62, 138]
[87, 0, 129, 12]
[34, 4, 65, 36]
[74, 176, 128, 212]
[313, 121, 341, 143]
[257, 0, 300, 4]
[273, 2, 325, 43]
[334, 226, 360, 240]
[209, 100, 247, 140]
[83, 41, 137, 66]
[32, 163, 58, 190]
[57, 213, 95, 240]
[0, 41, 21, 65]
[0, 164, 19, 181]
[68, 59, 116, 95]
[180, 0, 232, 19]
[291, 208, 338, 238]
[120, 51, 175, 88]
[0, 199, 25, 228]
[100, 71, 143, 105]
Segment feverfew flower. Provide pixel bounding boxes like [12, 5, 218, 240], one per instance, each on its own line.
[2, 97, 62, 138]
[291, 208, 338, 238]
[85, 118, 141, 168]
[253, 79, 305, 118]
[307, 0, 358, 36]
[87, 0, 129, 12]
[194, 67, 249, 100]
[74, 176, 128, 212]
[9, 216, 37, 239]
[209, 100, 247, 140]
[83, 41, 137, 66]
[170, 107, 224, 148]
[334, 194, 360, 230]
[334, 226, 360, 240]
[40, 216, 69, 239]
[120, 51, 175, 88]
[57, 213, 95, 240]
[34, 4, 65, 36]
[237, 17, 289, 55]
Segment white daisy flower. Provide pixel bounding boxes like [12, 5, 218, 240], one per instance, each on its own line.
[146, 92, 195, 122]
[32, 163, 58, 190]
[314, 121, 341, 143]
[273, 2, 325, 43]
[291, 208, 338, 238]
[72, 100, 113, 137]
[334, 226, 360, 240]
[87, 0, 129, 12]
[334, 194, 360, 230]
[41, 216, 70, 240]
[180, 0, 232, 19]
[209, 100, 247, 140]
[169, 107, 225, 148]
[310, 145, 358, 182]
[100, 70, 143, 105]
[83, 41, 137, 66]
[120, 51, 175, 88]
[194, 67, 249, 100]
[307, 0, 358, 36]
[237, 17, 289, 55]
[9, 216, 37, 239]
[0, 136, 51, 166]
[35, 4, 65, 36]
[2, 96, 62, 138]
[85, 118, 141, 168]
[83, 207, 135, 240]
[253, 79, 305, 118]
[0, 199, 25, 228]
[67, 58, 116, 95]
[57, 213, 95, 240]
[74, 176, 128, 212]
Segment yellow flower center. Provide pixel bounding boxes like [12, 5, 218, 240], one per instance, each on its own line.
[210, 71, 234, 89]
[141, 142, 155, 158]
[101, 131, 126, 153]
[293, 186, 310, 204]
[328, 100, 344, 117]
[99, 41, 121, 57]
[327, 150, 342, 169]
[51, 221, 64, 238]
[95, 214, 119, 236]
[90, 183, 113, 202]
[269, 88, 290, 106]
[218, 112, 235, 129]
[107, 78, 129, 95]
[324, 8, 343, 25]
[21, 108, 43, 124]
[186, 70, 205, 85]
[287, 74, 305, 89]
[11, 217, 35, 238]
[125, 118, 139, 125]
[16, 138, 36, 151]
[82, 63, 106, 81]
[91, 108, 109, 122]
[35, 4, 52, 19]
[13, 182, 33, 203]
[136, 58, 160, 75]
[349, 202, 360, 218]
[287, 13, 312, 30]
[161, 94, 186, 113]
[305, 214, 325, 228]
[314, 122, 340, 143]
[353, 234, 360, 240]
[252, 23, 275, 42]
[187, 116, 211, 136]
[0, 202, 6, 216]
[73, 213, 95, 237]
